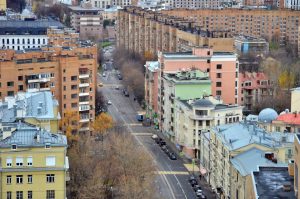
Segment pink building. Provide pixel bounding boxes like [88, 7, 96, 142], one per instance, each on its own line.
[158, 47, 239, 105]
[145, 61, 160, 118]
[239, 72, 272, 112]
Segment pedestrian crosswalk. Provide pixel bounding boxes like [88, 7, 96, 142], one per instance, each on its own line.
[156, 171, 189, 175]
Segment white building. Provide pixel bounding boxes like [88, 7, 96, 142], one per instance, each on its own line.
[0, 20, 64, 51]
[285, 0, 300, 9]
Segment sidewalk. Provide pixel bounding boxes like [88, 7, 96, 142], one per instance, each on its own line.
[154, 128, 216, 199]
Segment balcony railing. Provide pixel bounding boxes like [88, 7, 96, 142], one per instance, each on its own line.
[79, 105, 90, 111]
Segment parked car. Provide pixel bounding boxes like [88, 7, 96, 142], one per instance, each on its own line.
[163, 147, 169, 153]
[195, 189, 203, 197]
[103, 73, 106, 77]
[197, 194, 207, 199]
[159, 141, 166, 147]
[161, 145, 167, 151]
[169, 153, 177, 160]
[115, 86, 119, 90]
[107, 100, 112, 105]
[190, 179, 198, 187]
[152, 134, 158, 140]
[124, 91, 129, 97]
[156, 138, 162, 144]
[189, 176, 196, 183]
[193, 185, 201, 192]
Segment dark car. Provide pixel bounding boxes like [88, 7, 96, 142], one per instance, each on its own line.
[169, 153, 177, 160]
[197, 194, 207, 199]
[161, 145, 167, 151]
[159, 141, 166, 146]
[124, 91, 129, 97]
[156, 138, 162, 144]
[189, 176, 196, 183]
[190, 179, 198, 187]
[163, 147, 169, 153]
[193, 185, 201, 192]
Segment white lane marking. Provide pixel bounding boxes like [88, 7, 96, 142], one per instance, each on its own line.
[110, 101, 176, 199]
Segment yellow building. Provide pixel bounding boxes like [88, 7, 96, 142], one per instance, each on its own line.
[0, 91, 60, 133]
[292, 88, 300, 113]
[0, 0, 6, 11]
[0, 123, 68, 199]
[207, 122, 294, 198]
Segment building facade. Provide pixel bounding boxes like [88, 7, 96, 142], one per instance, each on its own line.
[0, 20, 64, 51]
[0, 28, 97, 133]
[295, 134, 300, 198]
[69, 2, 103, 40]
[117, 7, 234, 56]
[291, 87, 300, 113]
[0, 122, 68, 199]
[175, 97, 243, 159]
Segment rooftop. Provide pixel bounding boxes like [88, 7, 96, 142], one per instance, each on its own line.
[252, 166, 295, 199]
[275, 113, 300, 125]
[163, 51, 236, 60]
[0, 123, 67, 148]
[214, 122, 294, 153]
[164, 69, 210, 83]
[145, 61, 160, 72]
[69, 5, 102, 12]
[230, 147, 282, 176]
[0, 91, 59, 122]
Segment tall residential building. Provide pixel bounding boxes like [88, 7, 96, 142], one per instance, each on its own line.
[69, 2, 103, 40]
[291, 87, 300, 113]
[0, 122, 68, 199]
[161, 9, 300, 49]
[160, 69, 212, 141]
[295, 134, 300, 198]
[158, 48, 239, 105]
[117, 7, 234, 56]
[0, 27, 97, 133]
[175, 97, 243, 159]
[0, 20, 64, 51]
[0, 91, 61, 133]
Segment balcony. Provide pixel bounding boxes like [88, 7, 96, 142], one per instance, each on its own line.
[79, 127, 90, 132]
[80, 117, 90, 123]
[79, 83, 89, 88]
[28, 77, 51, 83]
[79, 74, 90, 79]
[79, 92, 89, 97]
[79, 105, 90, 112]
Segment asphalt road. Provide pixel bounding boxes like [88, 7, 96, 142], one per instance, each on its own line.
[98, 67, 198, 199]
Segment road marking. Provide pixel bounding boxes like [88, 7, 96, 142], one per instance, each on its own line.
[109, 101, 177, 199]
[132, 133, 153, 136]
[184, 164, 200, 172]
[156, 171, 189, 175]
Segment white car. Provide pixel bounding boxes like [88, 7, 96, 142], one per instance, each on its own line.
[103, 73, 106, 77]
[107, 100, 112, 105]
[152, 134, 158, 139]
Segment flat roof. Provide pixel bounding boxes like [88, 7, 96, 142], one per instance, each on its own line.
[69, 6, 102, 11]
[253, 166, 295, 199]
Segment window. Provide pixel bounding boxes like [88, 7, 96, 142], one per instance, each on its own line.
[50, 73, 54, 78]
[16, 175, 23, 184]
[28, 191, 32, 199]
[216, 82, 222, 87]
[207, 59, 210, 63]
[64, 104, 66, 108]
[216, 64, 222, 69]
[28, 175, 32, 184]
[16, 191, 23, 199]
[71, 94, 77, 99]
[45, 144, 51, 149]
[46, 174, 55, 183]
[27, 157, 32, 166]
[71, 76, 77, 81]
[217, 73, 222, 78]
[6, 158, 12, 167]
[18, 85, 23, 91]
[7, 191, 12, 199]
[46, 190, 55, 199]
[7, 175, 11, 184]
[7, 91, 14, 96]
[71, 85, 77, 90]
[7, 81, 14, 87]
[16, 157, 23, 166]
[216, 90, 222, 96]
[71, 103, 77, 108]
[18, 76, 23, 81]
[63, 77, 66, 82]
[275, 126, 280, 132]
[206, 120, 210, 126]
[63, 86, 66, 91]
[46, 156, 56, 166]
[50, 82, 55, 87]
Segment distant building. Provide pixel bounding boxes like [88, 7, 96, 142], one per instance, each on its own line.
[0, 0, 6, 11]
[284, 0, 300, 10]
[0, 91, 61, 133]
[250, 166, 296, 198]
[103, 6, 119, 20]
[239, 72, 272, 112]
[69, 1, 103, 40]
[0, 122, 68, 199]
[175, 97, 243, 158]
[0, 19, 64, 51]
[234, 35, 269, 56]
[272, 112, 300, 133]
[291, 87, 300, 113]
[160, 69, 212, 141]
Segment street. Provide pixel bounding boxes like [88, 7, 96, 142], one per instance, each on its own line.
[98, 68, 197, 199]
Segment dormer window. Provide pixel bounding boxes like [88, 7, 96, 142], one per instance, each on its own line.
[45, 144, 51, 149]
[12, 144, 17, 150]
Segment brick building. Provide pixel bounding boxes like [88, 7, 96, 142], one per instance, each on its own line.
[0, 27, 97, 133]
[117, 7, 234, 56]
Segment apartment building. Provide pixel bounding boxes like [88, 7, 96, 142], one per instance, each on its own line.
[0, 91, 60, 133]
[158, 48, 239, 105]
[175, 97, 243, 159]
[145, 61, 160, 120]
[291, 87, 300, 113]
[239, 72, 272, 112]
[208, 122, 294, 197]
[69, 1, 103, 40]
[92, 0, 111, 8]
[234, 35, 269, 56]
[0, 20, 64, 51]
[0, 122, 68, 199]
[295, 134, 300, 198]
[0, 0, 6, 11]
[162, 9, 300, 50]
[284, 0, 300, 10]
[0, 27, 97, 133]
[117, 7, 234, 56]
[173, 0, 221, 9]
[160, 70, 212, 141]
